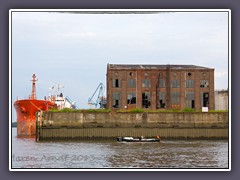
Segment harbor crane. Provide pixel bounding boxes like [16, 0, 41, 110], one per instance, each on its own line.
[88, 83, 107, 109]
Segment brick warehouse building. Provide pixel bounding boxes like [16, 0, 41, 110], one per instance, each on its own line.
[106, 64, 215, 110]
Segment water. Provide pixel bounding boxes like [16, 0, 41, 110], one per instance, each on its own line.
[11, 128, 229, 169]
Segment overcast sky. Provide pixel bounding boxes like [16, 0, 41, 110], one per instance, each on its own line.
[11, 10, 229, 120]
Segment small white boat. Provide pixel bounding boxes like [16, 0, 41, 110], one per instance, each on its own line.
[117, 136, 161, 142]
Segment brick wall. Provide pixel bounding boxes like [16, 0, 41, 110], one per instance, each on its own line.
[107, 64, 215, 110]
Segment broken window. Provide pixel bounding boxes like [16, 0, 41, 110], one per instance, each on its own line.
[186, 80, 194, 88]
[112, 92, 121, 108]
[200, 92, 209, 107]
[159, 92, 166, 108]
[127, 93, 136, 104]
[127, 79, 136, 88]
[142, 79, 151, 88]
[203, 92, 209, 107]
[171, 92, 180, 105]
[112, 79, 120, 88]
[200, 80, 209, 88]
[142, 92, 151, 108]
[186, 92, 195, 108]
[171, 79, 180, 88]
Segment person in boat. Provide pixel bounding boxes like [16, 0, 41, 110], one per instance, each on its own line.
[156, 135, 161, 140]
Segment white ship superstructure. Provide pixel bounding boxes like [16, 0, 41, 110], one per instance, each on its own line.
[48, 83, 76, 110]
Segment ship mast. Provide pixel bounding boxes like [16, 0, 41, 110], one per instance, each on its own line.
[31, 74, 37, 100]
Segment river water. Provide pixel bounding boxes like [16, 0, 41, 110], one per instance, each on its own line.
[11, 128, 229, 169]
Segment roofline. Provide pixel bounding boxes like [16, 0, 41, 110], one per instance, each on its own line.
[107, 64, 214, 70]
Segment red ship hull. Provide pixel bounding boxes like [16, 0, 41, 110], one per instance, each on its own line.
[14, 99, 56, 136]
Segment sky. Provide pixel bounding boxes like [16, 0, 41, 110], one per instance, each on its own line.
[11, 10, 229, 121]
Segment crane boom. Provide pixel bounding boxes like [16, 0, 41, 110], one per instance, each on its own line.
[88, 83, 106, 108]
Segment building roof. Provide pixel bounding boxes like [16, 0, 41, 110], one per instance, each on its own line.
[108, 64, 213, 70]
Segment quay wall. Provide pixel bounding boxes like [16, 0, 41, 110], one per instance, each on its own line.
[36, 112, 228, 140]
